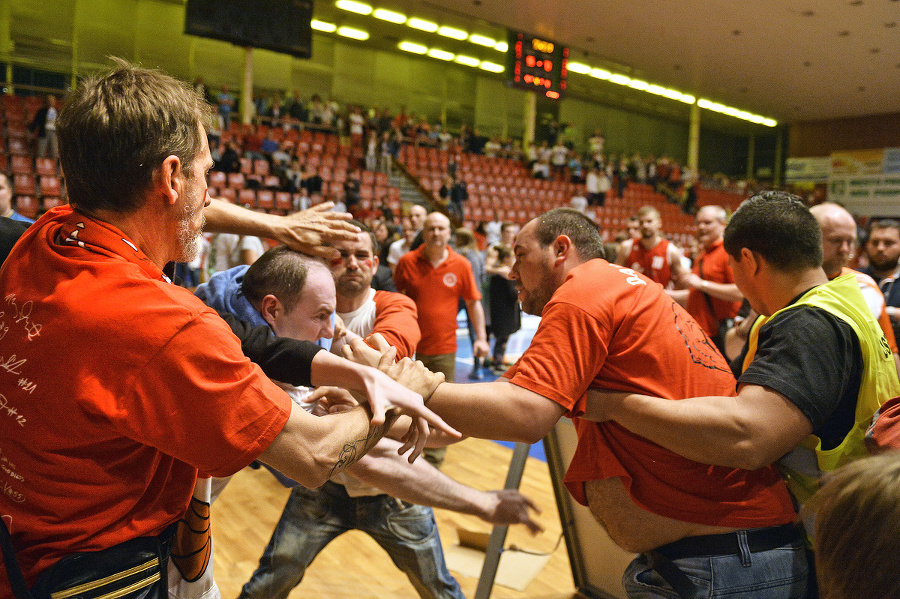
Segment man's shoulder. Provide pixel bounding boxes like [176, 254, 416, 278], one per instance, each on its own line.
[373, 289, 417, 313]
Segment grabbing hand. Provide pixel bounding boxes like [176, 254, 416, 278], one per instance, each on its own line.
[306, 386, 359, 416]
[273, 203, 360, 260]
[482, 490, 543, 535]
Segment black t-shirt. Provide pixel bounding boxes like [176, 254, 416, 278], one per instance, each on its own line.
[732, 303, 863, 450]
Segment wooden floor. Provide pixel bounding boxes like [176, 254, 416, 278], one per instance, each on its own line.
[212, 437, 580, 599]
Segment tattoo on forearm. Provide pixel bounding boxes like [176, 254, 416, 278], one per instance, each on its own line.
[329, 423, 385, 477]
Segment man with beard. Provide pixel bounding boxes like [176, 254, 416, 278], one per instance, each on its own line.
[615, 205, 688, 288]
[350, 207, 806, 598]
[811, 203, 900, 373]
[859, 219, 900, 342]
[0, 61, 453, 599]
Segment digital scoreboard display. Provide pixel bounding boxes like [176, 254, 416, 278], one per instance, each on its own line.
[506, 31, 568, 99]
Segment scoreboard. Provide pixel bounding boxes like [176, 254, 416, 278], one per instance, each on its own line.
[506, 31, 568, 99]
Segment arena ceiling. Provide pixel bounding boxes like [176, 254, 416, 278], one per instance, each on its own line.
[312, 0, 900, 124]
[11, 0, 900, 126]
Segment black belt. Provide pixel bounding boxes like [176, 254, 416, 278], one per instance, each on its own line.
[646, 524, 803, 599]
[655, 523, 801, 561]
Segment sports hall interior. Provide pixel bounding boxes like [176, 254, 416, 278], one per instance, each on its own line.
[3, 1, 900, 597]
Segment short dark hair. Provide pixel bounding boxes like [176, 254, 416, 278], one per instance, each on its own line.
[534, 208, 606, 261]
[723, 191, 822, 271]
[347, 219, 378, 255]
[867, 219, 900, 238]
[58, 59, 211, 213]
[241, 246, 318, 313]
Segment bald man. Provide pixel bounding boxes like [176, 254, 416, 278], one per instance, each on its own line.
[667, 205, 743, 351]
[394, 212, 489, 466]
[811, 202, 900, 373]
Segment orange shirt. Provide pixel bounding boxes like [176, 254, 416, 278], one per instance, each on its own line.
[625, 237, 673, 287]
[686, 238, 742, 339]
[508, 259, 795, 528]
[394, 245, 481, 355]
[843, 267, 899, 354]
[0, 206, 291, 591]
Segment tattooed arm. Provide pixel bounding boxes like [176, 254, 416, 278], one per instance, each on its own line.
[258, 402, 400, 488]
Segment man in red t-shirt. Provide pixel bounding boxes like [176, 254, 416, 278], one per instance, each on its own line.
[667, 205, 743, 351]
[393, 212, 490, 381]
[353, 208, 807, 598]
[0, 62, 452, 599]
[615, 205, 688, 288]
[393, 212, 489, 466]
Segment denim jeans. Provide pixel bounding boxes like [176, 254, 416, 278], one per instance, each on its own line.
[622, 537, 809, 598]
[238, 481, 464, 599]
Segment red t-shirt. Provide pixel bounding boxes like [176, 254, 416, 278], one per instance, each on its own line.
[393, 245, 481, 355]
[685, 239, 741, 339]
[0, 206, 291, 592]
[508, 259, 795, 528]
[625, 237, 673, 287]
[339, 288, 421, 360]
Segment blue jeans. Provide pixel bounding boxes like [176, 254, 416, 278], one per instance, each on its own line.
[238, 481, 464, 599]
[623, 537, 809, 598]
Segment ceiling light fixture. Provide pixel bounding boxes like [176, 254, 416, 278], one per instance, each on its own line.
[373, 8, 406, 23]
[398, 41, 428, 54]
[468, 34, 497, 47]
[335, 0, 372, 15]
[407, 18, 439, 32]
[479, 61, 504, 73]
[311, 19, 337, 32]
[437, 26, 468, 40]
[454, 55, 481, 67]
[337, 26, 369, 40]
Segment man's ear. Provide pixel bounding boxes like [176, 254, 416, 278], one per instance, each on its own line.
[739, 247, 761, 276]
[157, 155, 182, 206]
[258, 294, 282, 329]
[552, 234, 573, 267]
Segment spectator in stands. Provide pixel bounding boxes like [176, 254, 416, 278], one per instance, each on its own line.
[588, 128, 605, 162]
[217, 84, 236, 129]
[805, 453, 900, 599]
[666, 205, 742, 352]
[29, 94, 58, 158]
[387, 204, 426, 271]
[394, 212, 490, 465]
[0, 172, 35, 224]
[624, 215, 640, 239]
[439, 173, 468, 223]
[209, 232, 266, 274]
[372, 219, 395, 266]
[454, 227, 487, 380]
[217, 140, 241, 173]
[550, 140, 568, 180]
[615, 205, 689, 288]
[812, 204, 900, 374]
[859, 219, 900, 343]
[585, 164, 610, 207]
[301, 166, 323, 196]
[0, 60, 451, 599]
[485, 222, 521, 375]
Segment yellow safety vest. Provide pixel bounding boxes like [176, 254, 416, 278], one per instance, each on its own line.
[742, 274, 900, 506]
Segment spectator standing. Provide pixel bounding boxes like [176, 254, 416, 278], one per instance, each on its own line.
[394, 212, 490, 465]
[485, 222, 521, 374]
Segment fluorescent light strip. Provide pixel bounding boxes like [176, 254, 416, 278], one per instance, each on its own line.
[335, 0, 372, 15]
[567, 62, 591, 74]
[494, 41, 508, 52]
[337, 26, 369, 40]
[311, 19, 337, 32]
[454, 55, 481, 67]
[468, 34, 496, 47]
[373, 8, 406, 23]
[428, 48, 455, 61]
[398, 41, 427, 54]
[407, 18, 438, 32]
[437, 26, 467, 40]
[479, 61, 504, 73]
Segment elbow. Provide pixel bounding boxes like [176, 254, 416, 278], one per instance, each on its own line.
[729, 440, 778, 471]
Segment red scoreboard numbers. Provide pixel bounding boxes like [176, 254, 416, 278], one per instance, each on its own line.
[506, 31, 568, 99]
